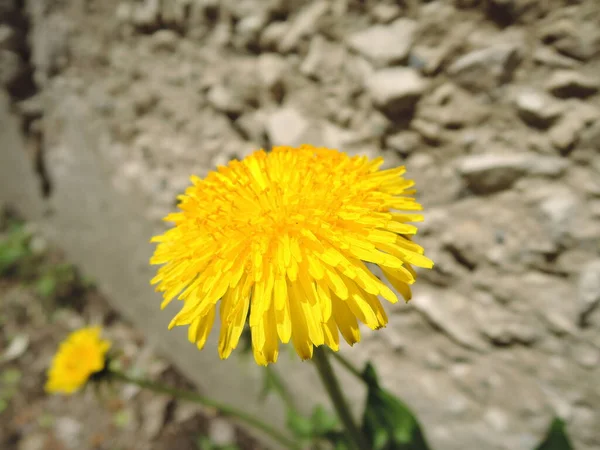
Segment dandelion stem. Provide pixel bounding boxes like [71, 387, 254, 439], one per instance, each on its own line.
[328, 349, 363, 380]
[312, 347, 370, 450]
[108, 369, 299, 450]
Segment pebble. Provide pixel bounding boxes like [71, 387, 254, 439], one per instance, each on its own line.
[546, 70, 599, 98]
[514, 88, 563, 128]
[346, 18, 417, 67]
[447, 43, 522, 92]
[366, 67, 427, 114]
[278, 1, 329, 53]
[577, 259, 600, 326]
[150, 29, 179, 52]
[257, 53, 287, 101]
[266, 107, 310, 147]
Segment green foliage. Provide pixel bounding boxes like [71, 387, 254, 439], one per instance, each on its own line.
[195, 435, 240, 450]
[0, 222, 38, 278]
[0, 368, 22, 413]
[535, 418, 574, 450]
[360, 363, 431, 450]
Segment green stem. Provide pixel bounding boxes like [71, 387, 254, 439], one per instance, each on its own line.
[108, 370, 299, 450]
[312, 347, 370, 450]
[328, 349, 363, 381]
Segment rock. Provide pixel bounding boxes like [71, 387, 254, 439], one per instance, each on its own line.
[447, 42, 522, 92]
[514, 88, 563, 128]
[577, 259, 600, 326]
[546, 70, 599, 98]
[0, 24, 18, 52]
[442, 219, 492, 270]
[533, 46, 579, 69]
[131, 0, 160, 29]
[207, 84, 245, 116]
[346, 18, 417, 67]
[0, 49, 23, 87]
[259, 21, 288, 52]
[537, 187, 579, 244]
[150, 29, 179, 52]
[209, 417, 237, 445]
[266, 107, 310, 147]
[366, 68, 427, 115]
[418, 83, 490, 129]
[257, 53, 287, 102]
[385, 130, 422, 156]
[278, 1, 329, 53]
[572, 342, 600, 369]
[541, 17, 600, 61]
[411, 289, 487, 350]
[18, 433, 46, 450]
[141, 396, 171, 439]
[370, 2, 402, 23]
[549, 114, 587, 153]
[55, 417, 83, 449]
[457, 153, 569, 194]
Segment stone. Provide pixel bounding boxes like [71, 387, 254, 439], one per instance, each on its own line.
[257, 53, 287, 101]
[0, 49, 23, 87]
[537, 187, 579, 244]
[447, 42, 522, 92]
[259, 21, 288, 52]
[209, 418, 237, 445]
[141, 396, 170, 439]
[266, 107, 310, 147]
[457, 153, 559, 194]
[131, 0, 160, 29]
[514, 88, 563, 128]
[411, 289, 487, 350]
[207, 84, 245, 116]
[370, 3, 402, 23]
[577, 259, 600, 326]
[546, 70, 599, 98]
[418, 83, 490, 129]
[150, 29, 179, 52]
[278, 1, 329, 53]
[346, 18, 417, 67]
[533, 46, 579, 69]
[366, 68, 427, 114]
[549, 115, 587, 153]
[385, 130, 422, 156]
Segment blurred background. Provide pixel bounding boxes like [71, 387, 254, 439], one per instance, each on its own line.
[1, 0, 599, 449]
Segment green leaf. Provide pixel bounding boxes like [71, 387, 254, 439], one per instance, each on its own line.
[286, 409, 314, 440]
[361, 363, 431, 450]
[534, 418, 574, 450]
[310, 404, 339, 436]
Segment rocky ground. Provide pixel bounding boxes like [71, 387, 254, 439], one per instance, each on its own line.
[0, 213, 261, 450]
[1, 0, 600, 449]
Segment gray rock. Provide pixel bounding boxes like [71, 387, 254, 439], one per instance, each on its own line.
[549, 115, 587, 153]
[533, 46, 579, 69]
[346, 18, 417, 67]
[0, 49, 23, 87]
[266, 107, 310, 147]
[150, 29, 179, 52]
[141, 396, 170, 439]
[366, 68, 427, 114]
[207, 84, 246, 115]
[458, 153, 568, 194]
[259, 21, 289, 52]
[514, 88, 563, 128]
[537, 187, 579, 244]
[278, 1, 329, 53]
[448, 42, 522, 92]
[386, 130, 422, 156]
[577, 259, 600, 326]
[546, 70, 599, 98]
[411, 289, 487, 350]
[257, 53, 287, 101]
[131, 0, 160, 29]
[0, 24, 18, 52]
[370, 2, 402, 23]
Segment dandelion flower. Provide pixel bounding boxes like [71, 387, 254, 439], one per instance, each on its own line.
[45, 326, 111, 394]
[151, 145, 433, 365]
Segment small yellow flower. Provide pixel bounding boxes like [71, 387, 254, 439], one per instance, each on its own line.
[45, 326, 111, 394]
[151, 145, 433, 365]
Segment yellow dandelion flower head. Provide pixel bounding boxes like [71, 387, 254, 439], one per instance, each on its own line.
[45, 326, 111, 394]
[151, 145, 433, 365]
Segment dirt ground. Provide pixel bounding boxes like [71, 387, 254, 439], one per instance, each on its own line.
[1, 0, 600, 449]
[0, 213, 262, 450]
